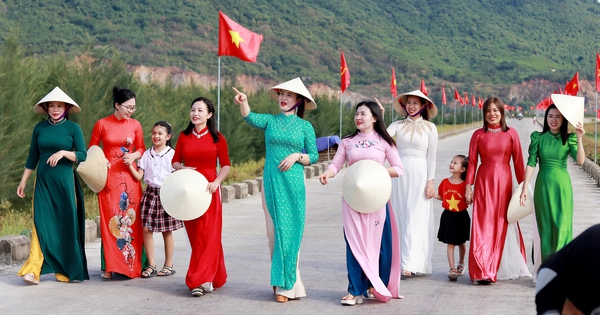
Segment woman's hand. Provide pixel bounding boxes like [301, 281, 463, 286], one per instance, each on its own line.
[519, 186, 528, 207]
[122, 153, 135, 166]
[465, 185, 473, 205]
[318, 169, 334, 185]
[17, 182, 27, 198]
[575, 121, 585, 138]
[232, 87, 248, 107]
[424, 180, 435, 199]
[47, 150, 66, 167]
[374, 97, 385, 116]
[206, 181, 220, 194]
[278, 154, 298, 172]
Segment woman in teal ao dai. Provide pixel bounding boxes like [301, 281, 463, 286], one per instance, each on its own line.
[520, 104, 585, 263]
[233, 78, 318, 303]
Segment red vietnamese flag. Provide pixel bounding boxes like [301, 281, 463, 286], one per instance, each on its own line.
[218, 11, 263, 62]
[340, 51, 350, 93]
[441, 84, 447, 105]
[559, 87, 564, 95]
[472, 95, 476, 107]
[596, 52, 600, 92]
[564, 72, 579, 96]
[464, 92, 469, 106]
[597, 109, 600, 119]
[390, 68, 397, 98]
[454, 88, 464, 104]
[420, 78, 428, 96]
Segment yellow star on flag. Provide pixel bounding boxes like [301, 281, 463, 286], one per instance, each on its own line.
[229, 30, 246, 48]
[446, 194, 461, 211]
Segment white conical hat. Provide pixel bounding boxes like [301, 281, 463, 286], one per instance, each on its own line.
[550, 94, 584, 128]
[507, 182, 534, 223]
[34, 86, 81, 114]
[160, 169, 212, 221]
[342, 159, 392, 214]
[76, 145, 108, 193]
[393, 89, 438, 119]
[267, 77, 317, 110]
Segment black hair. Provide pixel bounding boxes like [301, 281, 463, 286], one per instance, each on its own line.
[482, 97, 509, 132]
[344, 100, 396, 147]
[277, 90, 306, 118]
[542, 104, 569, 145]
[183, 97, 220, 143]
[112, 86, 136, 110]
[153, 121, 173, 148]
[41, 102, 71, 120]
[456, 155, 468, 181]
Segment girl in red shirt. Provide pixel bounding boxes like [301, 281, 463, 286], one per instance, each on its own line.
[434, 155, 470, 281]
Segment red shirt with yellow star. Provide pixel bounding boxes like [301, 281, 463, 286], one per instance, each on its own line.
[438, 178, 468, 212]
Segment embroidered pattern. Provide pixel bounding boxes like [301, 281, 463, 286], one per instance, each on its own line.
[354, 139, 377, 148]
[398, 119, 433, 143]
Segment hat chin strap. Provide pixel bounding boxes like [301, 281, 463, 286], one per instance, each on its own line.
[401, 103, 425, 117]
[285, 99, 304, 113]
[44, 104, 72, 119]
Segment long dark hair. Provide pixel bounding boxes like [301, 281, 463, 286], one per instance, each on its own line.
[183, 97, 220, 143]
[542, 104, 569, 145]
[482, 97, 509, 132]
[345, 100, 396, 147]
[40, 102, 71, 120]
[277, 90, 306, 118]
[456, 155, 468, 181]
[154, 121, 173, 148]
[112, 86, 136, 109]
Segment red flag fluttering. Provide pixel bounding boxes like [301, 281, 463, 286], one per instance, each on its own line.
[596, 52, 600, 92]
[390, 68, 397, 98]
[340, 51, 350, 93]
[454, 89, 465, 105]
[472, 95, 476, 107]
[441, 84, 447, 105]
[597, 109, 600, 120]
[564, 72, 579, 96]
[218, 11, 263, 62]
[420, 78, 428, 96]
[464, 92, 469, 105]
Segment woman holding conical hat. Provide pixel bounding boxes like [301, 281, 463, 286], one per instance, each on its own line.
[385, 90, 438, 276]
[16, 86, 89, 284]
[519, 97, 585, 265]
[89, 86, 146, 279]
[318, 100, 403, 305]
[465, 97, 530, 284]
[233, 78, 318, 303]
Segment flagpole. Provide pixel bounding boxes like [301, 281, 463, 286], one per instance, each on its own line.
[217, 57, 221, 131]
[441, 102, 444, 129]
[453, 100, 457, 131]
[340, 91, 343, 138]
[596, 90, 598, 164]
[463, 103, 466, 126]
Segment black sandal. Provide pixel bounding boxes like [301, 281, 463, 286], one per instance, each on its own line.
[157, 265, 176, 276]
[142, 265, 157, 278]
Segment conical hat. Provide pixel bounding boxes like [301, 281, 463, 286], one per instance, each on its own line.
[34, 87, 81, 114]
[76, 145, 108, 193]
[267, 77, 317, 110]
[550, 94, 585, 128]
[342, 159, 392, 214]
[160, 169, 212, 221]
[507, 182, 533, 223]
[393, 89, 438, 119]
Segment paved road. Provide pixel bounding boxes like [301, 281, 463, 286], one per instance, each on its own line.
[1, 118, 599, 315]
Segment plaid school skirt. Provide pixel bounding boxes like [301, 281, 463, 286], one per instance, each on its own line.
[140, 185, 184, 232]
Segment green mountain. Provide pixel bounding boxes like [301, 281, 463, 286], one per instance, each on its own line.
[2, 0, 600, 95]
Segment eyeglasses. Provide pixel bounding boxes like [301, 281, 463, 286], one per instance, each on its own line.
[119, 104, 138, 112]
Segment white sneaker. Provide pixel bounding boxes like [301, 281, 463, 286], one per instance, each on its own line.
[201, 282, 213, 293]
[23, 273, 39, 285]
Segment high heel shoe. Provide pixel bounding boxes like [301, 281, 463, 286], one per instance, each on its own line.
[275, 294, 288, 303]
[340, 293, 363, 306]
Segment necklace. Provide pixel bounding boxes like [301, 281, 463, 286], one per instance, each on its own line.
[488, 128, 501, 133]
[192, 129, 209, 139]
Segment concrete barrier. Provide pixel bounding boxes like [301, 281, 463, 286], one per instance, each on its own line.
[85, 220, 97, 243]
[304, 166, 313, 178]
[254, 177, 263, 191]
[231, 183, 248, 199]
[582, 159, 600, 186]
[0, 235, 29, 265]
[242, 180, 260, 195]
[221, 185, 235, 203]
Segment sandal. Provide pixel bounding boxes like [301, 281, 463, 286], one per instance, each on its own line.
[101, 271, 112, 279]
[191, 287, 204, 297]
[142, 265, 157, 278]
[457, 263, 465, 275]
[448, 269, 459, 281]
[157, 265, 176, 277]
[401, 270, 413, 277]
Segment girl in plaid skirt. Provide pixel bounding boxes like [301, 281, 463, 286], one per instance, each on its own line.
[129, 121, 183, 278]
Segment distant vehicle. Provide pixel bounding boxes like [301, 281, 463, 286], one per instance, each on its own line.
[517, 113, 523, 120]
